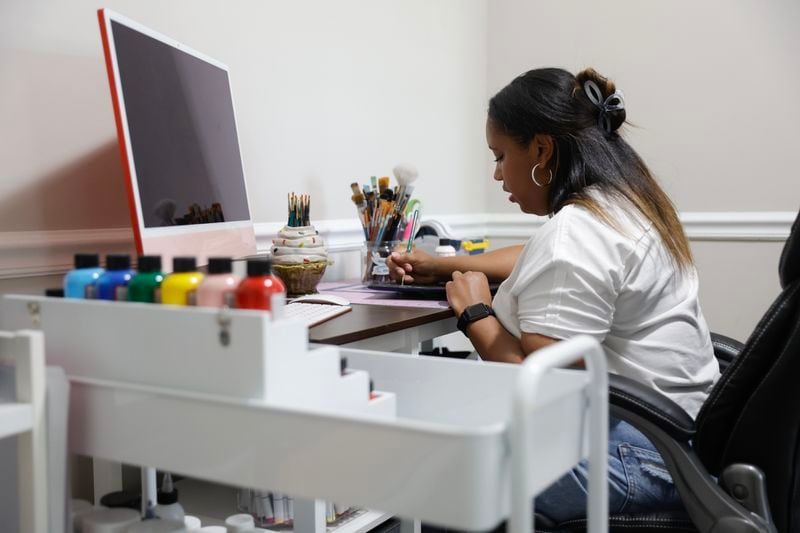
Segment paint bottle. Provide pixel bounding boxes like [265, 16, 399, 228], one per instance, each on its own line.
[235, 259, 286, 316]
[64, 253, 105, 298]
[161, 257, 204, 306]
[70, 498, 97, 533]
[80, 508, 140, 532]
[128, 256, 164, 303]
[184, 515, 202, 531]
[196, 257, 240, 307]
[225, 513, 255, 532]
[95, 254, 135, 301]
[154, 473, 185, 522]
[435, 238, 457, 258]
[124, 519, 186, 532]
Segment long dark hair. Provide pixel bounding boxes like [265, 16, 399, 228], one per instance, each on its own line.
[488, 67, 693, 271]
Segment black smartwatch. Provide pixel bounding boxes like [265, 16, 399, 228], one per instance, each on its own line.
[456, 303, 496, 335]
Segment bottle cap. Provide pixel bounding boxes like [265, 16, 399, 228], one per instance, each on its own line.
[157, 473, 179, 505]
[172, 257, 197, 273]
[45, 288, 64, 298]
[438, 238, 451, 246]
[99, 489, 141, 509]
[246, 259, 273, 277]
[156, 488, 179, 505]
[74, 253, 100, 269]
[106, 254, 131, 271]
[137, 255, 162, 273]
[207, 257, 233, 274]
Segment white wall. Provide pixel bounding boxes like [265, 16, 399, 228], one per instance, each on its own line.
[0, 0, 487, 233]
[485, 0, 800, 214]
[485, 0, 800, 338]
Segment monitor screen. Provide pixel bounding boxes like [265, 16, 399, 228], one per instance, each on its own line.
[110, 20, 251, 229]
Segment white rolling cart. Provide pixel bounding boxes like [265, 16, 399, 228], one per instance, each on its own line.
[0, 329, 48, 533]
[1, 295, 609, 533]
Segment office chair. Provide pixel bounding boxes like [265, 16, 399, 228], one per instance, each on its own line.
[537, 210, 800, 533]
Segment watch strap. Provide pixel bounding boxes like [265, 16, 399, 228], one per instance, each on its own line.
[457, 303, 496, 335]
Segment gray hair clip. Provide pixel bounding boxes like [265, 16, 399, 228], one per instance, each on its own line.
[583, 79, 625, 133]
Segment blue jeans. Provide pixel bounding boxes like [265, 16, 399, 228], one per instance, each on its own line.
[534, 417, 684, 524]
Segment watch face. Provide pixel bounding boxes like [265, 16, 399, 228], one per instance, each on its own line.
[467, 303, 489, 318]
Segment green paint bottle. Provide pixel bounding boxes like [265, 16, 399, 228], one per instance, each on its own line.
[127, 255, 164, 303]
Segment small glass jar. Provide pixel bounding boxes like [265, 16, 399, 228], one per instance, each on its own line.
[361, 240, 404, 284]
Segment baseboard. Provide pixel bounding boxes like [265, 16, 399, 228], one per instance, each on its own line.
[0, 212, 793, 280]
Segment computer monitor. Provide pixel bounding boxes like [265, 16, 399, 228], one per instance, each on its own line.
[98, 9, 257, 269]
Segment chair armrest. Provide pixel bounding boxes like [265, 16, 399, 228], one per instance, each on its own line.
[710, 332, 744, 371]
[609, 373, 695, 442]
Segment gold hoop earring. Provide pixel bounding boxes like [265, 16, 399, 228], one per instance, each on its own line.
[531, 163, 553, 187]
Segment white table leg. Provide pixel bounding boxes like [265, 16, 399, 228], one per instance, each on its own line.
[404, 328, 420, 355]
[141, 467, 157, 516]
[399, 518, 421, 533]
[293, 498, 326, 533]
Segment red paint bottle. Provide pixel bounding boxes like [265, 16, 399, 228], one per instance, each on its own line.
[235, 259, 286, 317]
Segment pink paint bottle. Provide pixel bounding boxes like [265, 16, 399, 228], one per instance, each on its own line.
[196, 257, 240, 307]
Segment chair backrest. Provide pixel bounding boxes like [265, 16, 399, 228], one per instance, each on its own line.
[694, 211, 800, 533]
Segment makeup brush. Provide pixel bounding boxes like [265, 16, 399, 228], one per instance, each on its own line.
[393, 163, 418, 201]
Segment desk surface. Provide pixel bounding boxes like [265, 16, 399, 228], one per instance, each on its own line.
[309, 304, 454, 345]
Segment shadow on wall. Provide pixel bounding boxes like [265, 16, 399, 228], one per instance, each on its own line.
[0, 140, 132, 232]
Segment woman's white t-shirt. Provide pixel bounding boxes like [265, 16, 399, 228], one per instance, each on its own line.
[492, 190, 720, 418]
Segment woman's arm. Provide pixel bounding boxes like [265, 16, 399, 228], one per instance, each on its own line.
[388, 244, 524, 284]
[445, 271, 558, 363]
[467, 317, 558, 363]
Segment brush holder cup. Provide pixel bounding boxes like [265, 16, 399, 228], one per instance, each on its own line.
[361, 241, 404, 284]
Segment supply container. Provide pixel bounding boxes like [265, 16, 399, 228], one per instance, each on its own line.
[161, 257, 204, 306]
[235, 259, 286, 315]
[64, 253, 105, 298]
[128, 256, 164, 303]
[95, 254, 135, 301]
[361, 240, 403, 284]
[196, 257, 239, 307]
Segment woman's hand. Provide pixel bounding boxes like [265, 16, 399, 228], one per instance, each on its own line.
[387, 250, 440, 284]
[445, 271, 493, 317]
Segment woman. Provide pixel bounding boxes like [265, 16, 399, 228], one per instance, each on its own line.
[387, 67, 720, 522]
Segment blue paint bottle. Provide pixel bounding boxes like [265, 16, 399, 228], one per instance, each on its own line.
[95, 254, 135, 301]
[63, 253, 105, 299]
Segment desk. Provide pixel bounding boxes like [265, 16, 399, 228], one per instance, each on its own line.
[309, 304, 455, 353]
[309, 281, 457, 353]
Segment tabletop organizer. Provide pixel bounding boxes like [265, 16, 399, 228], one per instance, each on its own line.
[0, 295, 609, 533]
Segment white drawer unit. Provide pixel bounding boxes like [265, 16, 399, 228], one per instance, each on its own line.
[0, 295, 609, 533]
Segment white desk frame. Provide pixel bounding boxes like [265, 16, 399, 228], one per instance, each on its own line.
[337, 316, 457, 354]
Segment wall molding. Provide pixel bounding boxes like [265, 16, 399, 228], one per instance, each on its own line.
[437, 211, 798, 242]
[0, 228, 136, 280]
[0, 212, 794, 280]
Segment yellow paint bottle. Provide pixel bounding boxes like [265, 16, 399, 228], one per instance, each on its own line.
[161, 256, 204, 306]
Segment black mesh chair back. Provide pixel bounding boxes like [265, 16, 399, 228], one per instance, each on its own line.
[693, 212, 800, 533]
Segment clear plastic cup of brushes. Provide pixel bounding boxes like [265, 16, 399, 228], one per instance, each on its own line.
[362, 240, 407, 284]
